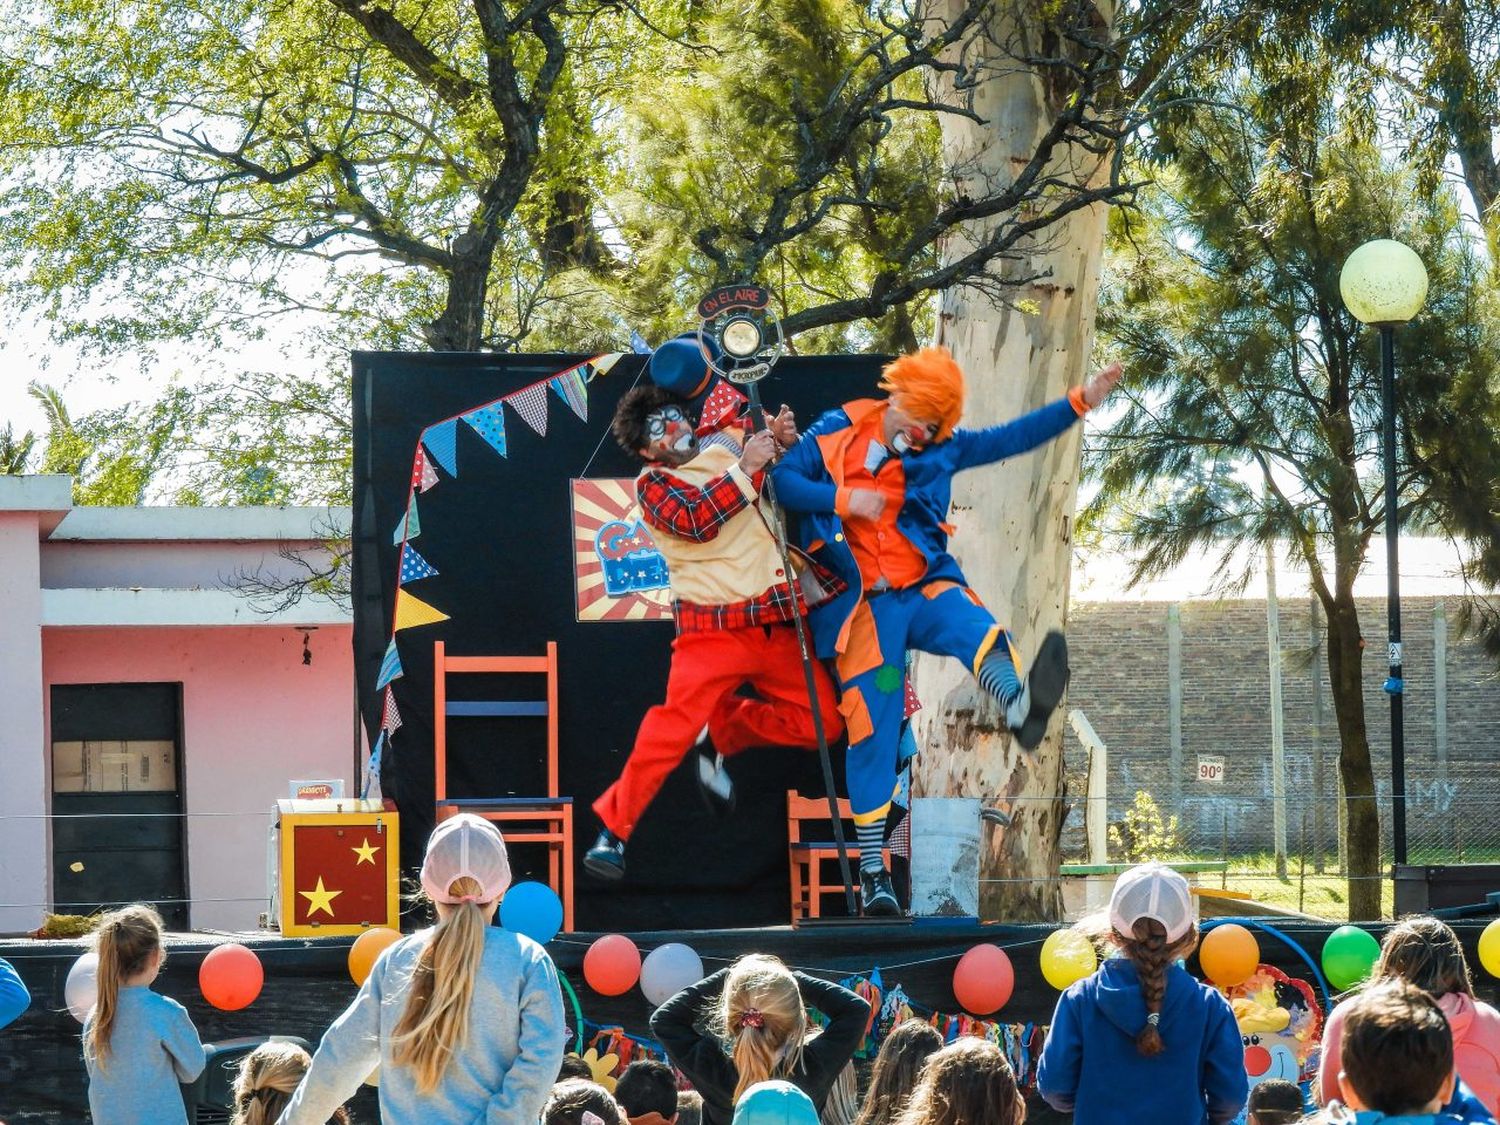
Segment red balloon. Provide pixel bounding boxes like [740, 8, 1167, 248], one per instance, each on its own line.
[954, 944, 1014, 1015]
[583, 934, 642, 997]
[200, 943, 264, 1011]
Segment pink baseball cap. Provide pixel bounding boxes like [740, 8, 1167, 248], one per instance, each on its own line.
[1109, 862, 1194, 943]
[420, 814, 512, 905]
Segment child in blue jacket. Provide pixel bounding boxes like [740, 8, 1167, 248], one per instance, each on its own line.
[0, 957, 29, 1029]
[1037, 863, 1248, 1124]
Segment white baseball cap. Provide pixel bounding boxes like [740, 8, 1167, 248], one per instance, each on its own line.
[1108, 862, 1194, 943]
[420, 813, 512, 905]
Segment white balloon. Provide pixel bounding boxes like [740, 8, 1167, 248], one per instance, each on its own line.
[640, 943, 704, 1008]
[65, 951, 99, 1024]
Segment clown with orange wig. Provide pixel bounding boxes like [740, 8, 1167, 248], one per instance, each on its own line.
[772, 346, 1123, 916]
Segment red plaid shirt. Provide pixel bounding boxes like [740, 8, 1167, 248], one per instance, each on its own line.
[637, 465, 844, 633]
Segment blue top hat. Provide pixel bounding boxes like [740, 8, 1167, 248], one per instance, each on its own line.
[647, 332, 723, 402]
[732, 1080, 820, 1125]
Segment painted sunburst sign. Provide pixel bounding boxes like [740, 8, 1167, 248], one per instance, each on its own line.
[571, 478, 673, 623]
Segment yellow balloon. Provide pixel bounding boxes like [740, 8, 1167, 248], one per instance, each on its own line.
[1479, 919, 1500, 980]
[348, 927, 404, 986]
[1041, 929, 1099, 991]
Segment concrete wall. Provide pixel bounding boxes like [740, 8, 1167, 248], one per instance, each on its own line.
[42, 625, 355, 932]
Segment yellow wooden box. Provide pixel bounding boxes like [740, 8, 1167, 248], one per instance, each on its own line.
[276, 799, 400, 937]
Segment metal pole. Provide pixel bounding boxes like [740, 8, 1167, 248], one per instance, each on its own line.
[744, 384, 859, 916]
[1380, 324, 1408, 868]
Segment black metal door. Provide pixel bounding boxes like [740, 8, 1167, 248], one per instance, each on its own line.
[51, 683, 188, 930]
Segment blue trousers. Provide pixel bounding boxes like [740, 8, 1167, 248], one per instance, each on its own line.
[835, 581, 1017, 825]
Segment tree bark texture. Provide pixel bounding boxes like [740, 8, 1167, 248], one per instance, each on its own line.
[1324, 590, 1383, 920]
[912, 0, 1113, 922]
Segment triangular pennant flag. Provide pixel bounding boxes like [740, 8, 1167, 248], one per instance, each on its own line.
[363, 731, 386, 798]
[593, 351, 625, 376]
[507, 382, 549, 436]
[382, 688, 403, 732]
[423, 419, 459, 477]
[400, 543, 438, 584]
[418, 448, 439, 492]
[462, 404, 508, 457]
[376, 639, 403, 689]
[549, 368, 588, 422]
[393, 588, 450, 631]
[629, 332, 652, 354]
[392, 494, 421, 544]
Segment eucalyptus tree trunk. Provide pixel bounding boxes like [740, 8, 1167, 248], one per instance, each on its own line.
[911, 0, 1114, 922]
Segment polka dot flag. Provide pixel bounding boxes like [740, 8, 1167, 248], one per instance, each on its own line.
[399, 543, 438, 584]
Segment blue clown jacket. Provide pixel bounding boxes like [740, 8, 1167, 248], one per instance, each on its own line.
[771, 394, 1085, 661]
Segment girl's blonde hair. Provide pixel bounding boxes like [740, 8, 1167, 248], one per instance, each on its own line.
[232, 1040, 350, 1125]
[890, 1038, 1024, 1125]
[713, 954, 809, 1104]
[87, 904, 164, 1067]
[854, 1018, 944, 1125]
[1370, 916, 1473, 999]
[389, 875, 489, 1092]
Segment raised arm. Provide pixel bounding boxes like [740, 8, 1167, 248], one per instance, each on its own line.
[649, 969, 737, 1099]
[792, 972, 870, 1076]
[949, 361, 1123, 471]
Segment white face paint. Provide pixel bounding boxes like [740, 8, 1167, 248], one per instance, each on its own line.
[892, 431, 913, 454]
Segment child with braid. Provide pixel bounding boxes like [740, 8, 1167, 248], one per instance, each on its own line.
[1036, 863, 1248, 1124]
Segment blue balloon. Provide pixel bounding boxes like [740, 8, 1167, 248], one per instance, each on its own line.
[500, 881, 563, 945]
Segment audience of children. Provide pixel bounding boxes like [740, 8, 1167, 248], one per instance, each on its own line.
[853, 1019, 943, 1125]
[1035, 862, 1249, 1123]
[1319, 917, 1500, 1118]
[890, 1038, 1025, 1125]
[1247, 1079, 1307, 1125]
[230, 1041, 349, 1125]
[279, 813, 566, 1123]
[650, 953, 870, 1125]
[544, 1078, 630, 1124]
[81, 904, 206, 1125]
[617, 1059, 682, 1125]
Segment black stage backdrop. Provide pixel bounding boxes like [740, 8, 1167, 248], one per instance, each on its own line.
[352, 351, 888, 931]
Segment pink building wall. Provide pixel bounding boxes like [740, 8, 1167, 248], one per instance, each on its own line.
[43, 625, 355, 932]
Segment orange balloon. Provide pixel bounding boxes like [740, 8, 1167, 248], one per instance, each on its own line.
[348, 927, 404, 986]
[583, 934, 642, 996]
[200, 943, 264, 1011]
[953, 944, 1014, 1015]
[1199, 924, 1260, 988]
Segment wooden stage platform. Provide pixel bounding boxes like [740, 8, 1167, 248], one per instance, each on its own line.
[3, 918, 1497, 1123]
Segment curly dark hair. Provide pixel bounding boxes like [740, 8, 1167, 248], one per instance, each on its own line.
[612, 384, 691, 462]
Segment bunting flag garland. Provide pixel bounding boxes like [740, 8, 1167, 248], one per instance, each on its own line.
[381, 688, 402, 733]
[363, 731, 386, 798]
[549, 368, 589, 422]
[462, 405, 508, 457]
[507, 381, 550, 436]
[422, 418, 459, 477]
[376, 639, 404, 690]
[629, 330, 652, 354]
[399, 543, 438, 584]
[393, 496, 421, 544]
[393, 588, 450, 631]
[591, 353, 624, 378]
[411, 448, 435, 494]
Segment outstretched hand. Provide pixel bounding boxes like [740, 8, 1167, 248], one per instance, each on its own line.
[770, 404, 798, 449]
[1082, 361, 1124, 408]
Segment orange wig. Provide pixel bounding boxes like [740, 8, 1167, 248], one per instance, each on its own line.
[878, 346, 966, 441]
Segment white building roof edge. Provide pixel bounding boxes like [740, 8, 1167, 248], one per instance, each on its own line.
[41, 587, 352, 628]
[49, 506, 350, 543]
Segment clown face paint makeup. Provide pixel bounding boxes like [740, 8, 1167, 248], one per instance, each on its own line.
[884, 399, 940, 454]
[642, 403, 699, 465]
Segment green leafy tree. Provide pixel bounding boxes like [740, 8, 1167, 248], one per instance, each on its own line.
[1110, 790, 1185, 865]
[1086, 66, 1500, 919]
[0, 424, 36, 474]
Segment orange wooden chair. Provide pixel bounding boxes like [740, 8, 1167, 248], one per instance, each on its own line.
[433, 640, 573, 932]
[787, 791, 889, 922]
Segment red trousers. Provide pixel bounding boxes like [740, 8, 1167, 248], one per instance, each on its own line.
[592, 623, 843, 840]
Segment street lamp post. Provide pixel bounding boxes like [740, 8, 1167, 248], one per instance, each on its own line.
[1339, 239, 1429, 868]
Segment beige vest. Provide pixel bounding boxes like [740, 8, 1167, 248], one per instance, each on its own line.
[642, 444, 791, 606]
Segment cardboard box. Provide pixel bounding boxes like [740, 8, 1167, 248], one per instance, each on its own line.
[53, 740, 176, 793]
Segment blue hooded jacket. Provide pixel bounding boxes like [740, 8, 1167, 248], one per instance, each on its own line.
[771, 395, 1083, 660]
[1037, 958, 1248, 1124]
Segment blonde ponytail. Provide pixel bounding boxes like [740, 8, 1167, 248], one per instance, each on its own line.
[391, 876, 489, 1092]
[232, 1040, 350, 1125]
[87, 905, 164, 1068]
[715, 954, 808, 1104]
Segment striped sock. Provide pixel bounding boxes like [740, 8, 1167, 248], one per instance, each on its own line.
[856, 820, 886, 873]
[978, 649, 1023, 707]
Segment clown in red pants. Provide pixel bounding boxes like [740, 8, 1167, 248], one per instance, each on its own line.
[584, 367, 845, 881]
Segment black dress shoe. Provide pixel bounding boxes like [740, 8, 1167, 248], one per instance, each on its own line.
[860, 868, 901, 917]
[583, 828, 627, 881]
[694, 726, 736, 815]
[1010, 629, 1070, 751]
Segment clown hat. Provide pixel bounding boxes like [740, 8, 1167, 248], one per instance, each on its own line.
[647, 332, 723, 403]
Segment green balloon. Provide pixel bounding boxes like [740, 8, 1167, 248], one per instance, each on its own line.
[1322, 925, 1381, 991]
